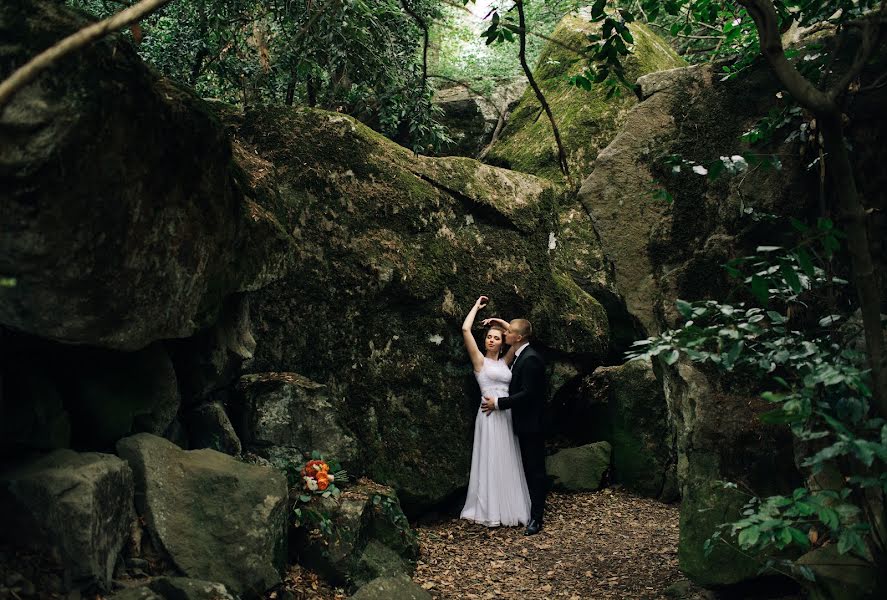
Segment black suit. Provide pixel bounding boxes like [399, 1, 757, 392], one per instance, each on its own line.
[497, 345, 548, 524]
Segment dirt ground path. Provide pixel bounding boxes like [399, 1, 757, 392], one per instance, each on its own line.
[413, 488, 683, 600]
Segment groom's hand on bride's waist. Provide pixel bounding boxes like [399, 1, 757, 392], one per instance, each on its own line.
[481, 396, 497, 415]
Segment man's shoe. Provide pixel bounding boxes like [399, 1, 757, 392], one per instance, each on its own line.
[524, 520, 542, 536]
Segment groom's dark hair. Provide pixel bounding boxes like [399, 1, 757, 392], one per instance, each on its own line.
[510, 318, 533, 339]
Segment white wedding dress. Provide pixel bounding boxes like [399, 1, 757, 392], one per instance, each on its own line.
[460, 357, 531, 527]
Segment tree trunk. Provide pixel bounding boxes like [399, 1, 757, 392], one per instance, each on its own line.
[285, 71, 296, 106]
[818, 112, 887, 418]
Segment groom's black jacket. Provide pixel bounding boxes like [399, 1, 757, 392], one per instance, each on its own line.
[498, 345, 546, 434]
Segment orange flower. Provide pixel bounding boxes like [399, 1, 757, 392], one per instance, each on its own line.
[316, 472, 330, 491]
[302, 459, 327, 478]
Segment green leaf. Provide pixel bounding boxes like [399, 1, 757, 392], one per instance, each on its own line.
[663, 349, 680, 365]
[751, 275, 769, 304]
[591, 0, 607, 18]
[779, 261, 803, 293]
[795, 247, 815, 278]
[790, 218, 809, 233]
[738, 526, 761, 548]
[676, 299, 693, 318]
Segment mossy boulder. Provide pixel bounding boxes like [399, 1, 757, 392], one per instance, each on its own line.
[116, 433, 288, 598]
[0, 0, 292, 351]
[663, 362, 800, 586]
[350, 575, 431, 600]
[581, 359, 676, 500]
[797, 545, 884, 600]
[0, 450, 134, 591]
[229, 106, 611, 511]
[433, 78, 527, 158]
[293, 480, 418, 592]
[577, 62, 810, 337]
[236, 371, 359, 469]
[111, 578, 236, 600]
[485, 15, 684, 184]
[546, 441, 611, 491]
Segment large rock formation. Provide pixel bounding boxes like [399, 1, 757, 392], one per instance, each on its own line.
[229, 106, 611, 511]
[433, 78, 527, 158]
[0, 0, 292, 351]
[116, 434, 288, 598]
[485, 16, 684, 184]
[0, 450, 133, 590]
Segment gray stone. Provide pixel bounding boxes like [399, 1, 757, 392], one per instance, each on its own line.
[238, 372, 357, 467]
[149, 577, 236, 600]
[109, 588, 163, 600]
[581, 359, 676, 500]
[295, 481, 418, 591]
[546, 442, 611, 491]
[183, 402, 242, 456]
[797, 545, 884, 600]
[0, 0, 292, 351]
[111, 580, 236, 600]
[0, 450, 133, 589]
[116, 433, 287, 598]
[349, 575, 430, 600]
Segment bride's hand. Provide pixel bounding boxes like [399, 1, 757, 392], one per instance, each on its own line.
[481, 318, 492, 326]
[475, 295, 489, 309]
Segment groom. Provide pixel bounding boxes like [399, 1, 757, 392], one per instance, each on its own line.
[481, 318, 548, 535]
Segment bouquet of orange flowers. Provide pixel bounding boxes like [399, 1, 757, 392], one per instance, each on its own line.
[300, 455, 348, 498]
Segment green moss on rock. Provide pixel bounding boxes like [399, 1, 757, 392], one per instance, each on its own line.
[485, 16, 684, 183]
[229, 106, 611, 511]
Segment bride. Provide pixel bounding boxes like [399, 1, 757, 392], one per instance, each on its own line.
[459, 295, 531, 527]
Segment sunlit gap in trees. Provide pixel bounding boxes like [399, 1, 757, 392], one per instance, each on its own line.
[441, 0, 510, 77]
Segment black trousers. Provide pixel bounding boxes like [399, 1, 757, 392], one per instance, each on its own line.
[518, 432, 548, 524]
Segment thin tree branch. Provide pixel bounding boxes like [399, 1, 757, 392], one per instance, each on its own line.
[514, 0, 570, 181]
[736, 0, 836, 114]
[399, 0, 429, 85]
[0, 0, 176, 113]
[827, 3, 887, 102]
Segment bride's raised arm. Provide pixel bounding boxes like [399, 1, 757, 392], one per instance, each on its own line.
[462, 296, 488, 372]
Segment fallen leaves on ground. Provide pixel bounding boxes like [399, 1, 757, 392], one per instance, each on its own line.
[414, 488, 682, 600]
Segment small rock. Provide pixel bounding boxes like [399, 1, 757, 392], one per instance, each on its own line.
[664, 579, 692, 598]
[125, 558, 149, 570]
